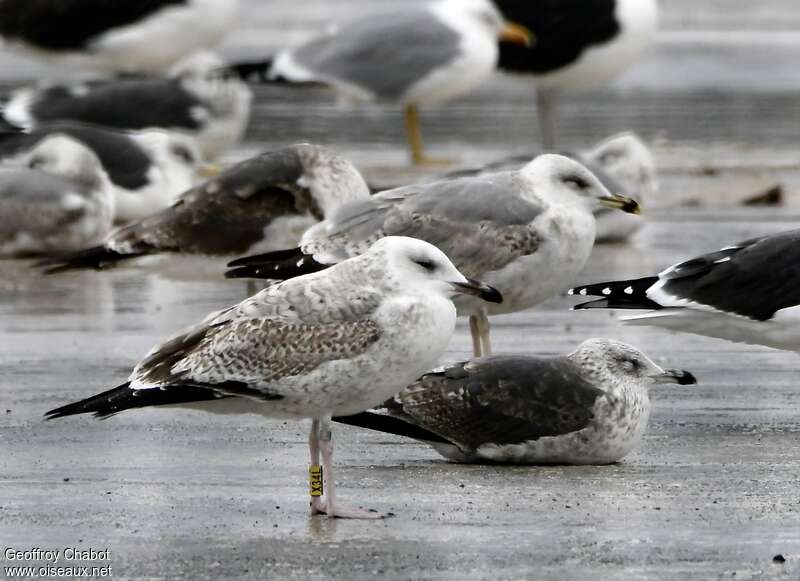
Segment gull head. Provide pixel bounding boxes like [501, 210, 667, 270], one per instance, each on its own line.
[135, 130, 206, 178]
[372, 236, 503, 304]
[569, 338, 697, 389]
[585, 132, 658, 202]
[437, 0, 533, 47]
[293, 143, 371, 218]
[22, 134, 106, 188]
[522, 154, 641, 215]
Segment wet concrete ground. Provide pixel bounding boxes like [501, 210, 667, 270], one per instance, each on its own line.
[3, 1, 800, 578]
[2, 209, 800, 580]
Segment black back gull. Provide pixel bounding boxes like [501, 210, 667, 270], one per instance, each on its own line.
[36, 143, 371, 277]
[226, 154, 640, 357]
[569, 229, 800, 351]
[0, 0, 239, 73]
[45, 236, 503, 519]
[0, 134, 114, 256]
[2, 52, 253, 160]
[494, 0, 658, 149]
[0, 122, 206, 223]
[337, 338, 696, 465]
[233, 0, 532, 165]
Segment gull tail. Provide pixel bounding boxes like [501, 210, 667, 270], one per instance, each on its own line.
[45, 383, 225, 420]
[225, 247, 329, 280]
[569, 277, 662, 310]
[334, 412, 451, 445]
[35, 245, 144, 274]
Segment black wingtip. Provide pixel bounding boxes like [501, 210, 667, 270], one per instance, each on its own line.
[34, 246, 141, 274]
[568, 277, 662, 310]
[44, 383, 132, 420]
[228, 59, 275, 82]
[224, 249, 329, 280]
[334, 412, 451, 445]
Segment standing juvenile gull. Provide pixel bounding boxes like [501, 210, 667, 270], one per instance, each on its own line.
[2, 52, 253, 160]
[337, 339, 696, 464]
[494, 0, 659, 149]
[45, 236, 503, 519]
[226, 154, 640, 357]
[0, 0, 239, 74]
[0, 134, 114, 256]
[569, 229, 800, 351]
[235, 0, 532, 165]
[439, 132, 657, 243]
[36, 144, 370, 276]
[0, 123, 207, 223]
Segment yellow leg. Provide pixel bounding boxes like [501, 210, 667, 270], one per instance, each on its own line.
[404, 104, 455, 166]
[469, 315, 482, 358]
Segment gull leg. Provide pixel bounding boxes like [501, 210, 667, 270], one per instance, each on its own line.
[318, 417, 385, 519]
[246, 280, 258, 297]
[308, 418, 326, 515]
[476, 310, 493, 356]
[404, 104, 455, 166]
[536, 89, 559, 151]
[469, 314, 483, 358]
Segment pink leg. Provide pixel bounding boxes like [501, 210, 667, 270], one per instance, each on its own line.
[318, 418, 385, 519]
[308, 419, 326, 515]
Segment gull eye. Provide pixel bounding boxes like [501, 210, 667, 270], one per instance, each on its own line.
[28, 156, 47, 169]
[413, 258, 436, 272]
[562, 174, 590, 190]
[171, 144, 196, 165]
[620, 358, 640, 372]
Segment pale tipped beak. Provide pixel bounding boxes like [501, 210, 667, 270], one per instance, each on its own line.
[649, 369, 697, 385]
[599, 193, 641, 215]
[199, 163, 222, 178]
[450, 279, 504, 304]
[499, 22, 535, 48]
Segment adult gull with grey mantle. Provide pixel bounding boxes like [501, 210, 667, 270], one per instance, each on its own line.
[235, 0, 532, 164]
[337, 339, 696, 465]
[226, 154, 641, 357]
[45, 236, 503, 519]
[570, 229, 800, 351]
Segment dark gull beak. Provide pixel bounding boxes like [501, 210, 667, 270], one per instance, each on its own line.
[450, 279, 503, 304]
[499, 22, 535, 48]
[649, 369, 697, 385]
[599, 193, 641, 215]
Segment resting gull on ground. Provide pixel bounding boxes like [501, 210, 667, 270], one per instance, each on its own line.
[45, 236, 503, 519]
[234, 0, 532, 165]
[0, 123, 207, 223]
[0, 0, 239, 74]
[2, 52, 252, 160]
[0, 134, 114, 256]
[569, 229, 800, 351]
[226, 154, 641, 357]
[337, 338, 696, 464]
[37, 144, 370, 277]
[439, 132, 657, 243]
[494, 0, 659, 149]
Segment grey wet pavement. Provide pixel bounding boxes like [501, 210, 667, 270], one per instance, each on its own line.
[2, 209, 800, 580]
[3, 1, 800, 579]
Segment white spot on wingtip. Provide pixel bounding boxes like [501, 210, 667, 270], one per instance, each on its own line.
[296, 259, 304, 267]
[567, 289, 574, 295]
[714, 257, 731, 264]
[624, 286, 634, 295]
[579, 289, 588, 296]
[602, 288, 612, 295]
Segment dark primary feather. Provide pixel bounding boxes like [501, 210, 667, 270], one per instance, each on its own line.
[334, 412, 451, 444]
[0, 122, 153, 190]
[0, 0, 187, 50]
[338, 356, 604, 451]
[225, 248, 329, 279]
[494, 0, 620, 75]
[36, 245, 143, 274]
[573, 230, 800, 321]
[571, 276, 661, 311]
[23, 79, 203, 131]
